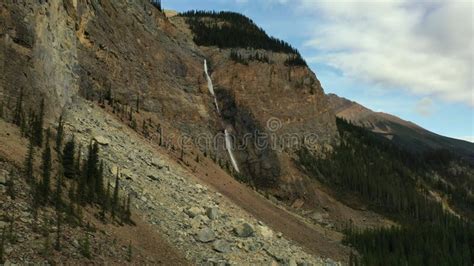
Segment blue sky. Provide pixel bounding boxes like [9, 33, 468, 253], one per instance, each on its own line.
[164, 0, 473, 142]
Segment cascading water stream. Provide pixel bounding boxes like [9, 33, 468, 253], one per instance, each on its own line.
[204, 59, 240, 173]
[204, 60, 220, 114]
[225, 128, 240, 173]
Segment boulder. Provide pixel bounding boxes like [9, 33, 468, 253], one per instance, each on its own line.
[94, 135, 110, 145]
[109, 165, 119, 176]
[121, 169, 134, 180]
[0, 221, 7, 229]
[206, 207, 219, 220]
[185, 207, 204, 218]
[195, 227, 215, 243]
[234, 222, 254, 238]
[257, 225, 273, 239]
[147, 173, 160, 182]
[213, 239, 231, 253]
[0, 169, 8, 185]
[291, 199, 304, 209]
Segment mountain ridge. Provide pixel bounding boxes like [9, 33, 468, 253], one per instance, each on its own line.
[327, 93, 474, 161]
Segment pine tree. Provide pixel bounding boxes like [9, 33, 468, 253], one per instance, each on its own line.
[77, 158, 87, 205]
[85, 142, 100, 203]
[62, 137, 76, 179]
[97, 161, 104, 201]
[127, 241, 132, 262]
[101, 181, 111, 220]
[14, 87, 24, 126]
[6, 172, 15, 200]
[135, 93, 140, 113]
[158, 124, 163, 146]
[143, 120, 149, 138]
[55, 114, 64, 152]
[19, 111, 27, 137]
[125, 193, 132, 223]
[75, 144, 82, 179]
[111, 171, 120, 219]
[0, 100, 4, 119]
[54, 174, 63, 251]
[0, 228, 5, 264]
[40, 128, 52, 204]
[33, 98, 45, 147]
[151, 0, 162, 12]
[25, 138, 35, 184]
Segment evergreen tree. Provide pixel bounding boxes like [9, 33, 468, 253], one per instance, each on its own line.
[6, 172, 15, 200]
[127, 241, 132, 262]
[125, 193, 132, 223]
[25, 138, 35, 183]
[77, 158, 87, 205]
[55, 114, 64, 152]
[54, 174, 63, 251]
[135, 93, 140, 113]
[111, 171, 120, 219]
[33, 98, 45, 147]
[101, 181, 111, 220]
[150, 0, 162, 11]
[0, 100, 4, 119]
[40, 128, 52, 204]
[62, 137, 76, 179]
[0, 228, 5, 264]
[14, 87, 24, 126]
[85, 141, 100, 202]
[97, 161, 104, 202]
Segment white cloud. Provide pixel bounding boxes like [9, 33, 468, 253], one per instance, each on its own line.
[415, 97, 434, 116]
[296, 0, 474, 106]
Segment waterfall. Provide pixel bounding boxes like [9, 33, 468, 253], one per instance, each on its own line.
[204, 59, 220, 114]
[203, 59, 239, 173]
[225, 129, 240, 173]
[204, 60, 215, 96]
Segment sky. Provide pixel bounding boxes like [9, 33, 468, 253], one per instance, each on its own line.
[164, 0, 474, 142]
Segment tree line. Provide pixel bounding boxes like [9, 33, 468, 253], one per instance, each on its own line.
[230, 50, 270, 65]
[297, 118, 474, 265]
[181, 11, 307, 66]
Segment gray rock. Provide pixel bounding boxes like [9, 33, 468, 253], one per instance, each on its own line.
[247, 242, 259, 252]
[0, 221, 7, 229]
[213, 239, 231, 253]
[4, 260, 16, 266]
[234, 223, 254, 237]
[147, 173, 160, 182]
[185, 207, 204, 218]
[311, 212, 324, 223]
[257, 225, 273, 239]
[121, 169, 134, 180]
[151, 157, 161, 167]
[206, 207, 219, 220]
[195, 227, 215, 243]
[282, 258, 297, 266]
[94, 135, 110, 145]
[0, 170, 8, 185]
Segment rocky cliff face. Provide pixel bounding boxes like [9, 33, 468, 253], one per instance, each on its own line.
[1, 0, 337, 201]
[1, 0, 79, 119]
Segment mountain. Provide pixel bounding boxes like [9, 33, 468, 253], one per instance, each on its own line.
[327, 93, 474, 161]
[0, 2, 473, 265]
